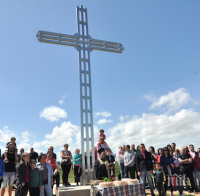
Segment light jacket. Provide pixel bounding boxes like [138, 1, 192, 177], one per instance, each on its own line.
[36, 162, 54, 185]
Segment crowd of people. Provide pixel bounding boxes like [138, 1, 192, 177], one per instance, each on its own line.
[0, 131, 200, 196]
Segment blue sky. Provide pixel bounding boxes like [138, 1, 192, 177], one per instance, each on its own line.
[0, 1, 200, 159]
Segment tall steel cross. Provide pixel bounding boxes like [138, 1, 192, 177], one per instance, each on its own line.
[36, 5, 124, 185]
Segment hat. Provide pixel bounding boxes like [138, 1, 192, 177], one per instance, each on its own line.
[30, 159, 36, 164]
[97, 148, 105, 154]
[174, 160, 180, 164]
[108, 162, 115, 167]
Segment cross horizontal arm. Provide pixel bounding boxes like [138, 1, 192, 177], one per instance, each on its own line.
[36, 30, 124, 53]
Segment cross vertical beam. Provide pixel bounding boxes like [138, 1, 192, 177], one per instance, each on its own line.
[77, 5, 95, 184]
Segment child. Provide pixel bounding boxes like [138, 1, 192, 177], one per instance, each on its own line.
[153, 163, 166, 196]
[29, 159, 42, 196]
[96, 129, 108, 153]
[172, 160, 183, 196]
[4, 137, 18, 163]
[99, 129, 106, 140]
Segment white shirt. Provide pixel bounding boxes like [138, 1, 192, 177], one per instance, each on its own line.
[190, 151, 195, 159]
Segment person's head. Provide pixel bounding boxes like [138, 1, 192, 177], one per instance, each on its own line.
[99, 150, 106, 159]
[185, 146, 189, 151]
[157, 148, 163, 155]
[189, 144, 194, 152]
[20, 148, 24, 154]
[163, 147, 170, 157]
[174, 160, 180, 168]
[175, 148, 180, 156]
[99, 137, 105, 144]
[171, 143, 176, 150]
[30, 159, 36, 169]
[8, 144, 15, 153]
[131, 144, 135, 150]
[149, 146, 155, 154]
[99, 129, 104, 135]
[198, 148, 200, 153]
[21, 152, 30, 163]
[47, 150, 53, 159]
[30, 147, 34, 152]
[167, 144, 172, 151]
[64, 144, 68, 151]
[140, 144, 145, 152]
[170, 150, 173, 156]
[122, 145, 125, 150]
[38, 153, 46, 164]
[155, 163, 161, 170]
[48, 146, 54, 152]
[137, 145, 140, 151]
[107, 148, 112, 155]
[125, 145, 130, 152]
[75, 148, 80, 155]
[119, 146, 122, 150]
[10, 137, 16, 144]
[180, 147, 186, 155]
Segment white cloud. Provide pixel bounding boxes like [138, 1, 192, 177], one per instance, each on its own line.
[97, 118, 113, 125]
[106, 109, 200, 153]
[94, 111, 111, 118]
[119, 115, 129, 121]
[58, 94, 67, 105]
[145, 88, 198, 113]
[0, 128, 16, 144]
[21, 130, 31, 143]
[17, 143, 31, 153]
[43, 121, 79, 148]
[40, 106, 67, 122]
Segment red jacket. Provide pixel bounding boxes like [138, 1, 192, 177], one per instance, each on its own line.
[188, 151, 200, 172]
[46, 158, 56, 171]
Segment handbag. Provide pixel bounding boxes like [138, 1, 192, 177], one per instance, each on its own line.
[61, 158, 71, 165]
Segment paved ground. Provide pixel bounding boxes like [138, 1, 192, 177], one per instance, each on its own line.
[1, 186, 199, 196]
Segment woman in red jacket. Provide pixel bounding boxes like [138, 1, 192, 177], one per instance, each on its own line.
[46, 151, 60, 190]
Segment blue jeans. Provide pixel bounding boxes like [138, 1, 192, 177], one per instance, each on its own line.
[120, 162, 125, 179]
[140, 170, 154, 195]
[40, 184, 52, 196]
[193, 168, 200, 188]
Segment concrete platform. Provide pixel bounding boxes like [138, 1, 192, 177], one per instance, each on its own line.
[56, 183, 91, 196]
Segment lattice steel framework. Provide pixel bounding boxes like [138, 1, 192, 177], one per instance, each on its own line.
[36, 5, 124, 185]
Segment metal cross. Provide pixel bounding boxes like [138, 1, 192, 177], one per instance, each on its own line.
[36, 5, 124, 185]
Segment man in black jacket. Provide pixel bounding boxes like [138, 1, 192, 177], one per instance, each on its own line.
[135, 143, 155, 196]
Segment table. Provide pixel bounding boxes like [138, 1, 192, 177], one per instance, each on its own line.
[91, 183, 144, 196]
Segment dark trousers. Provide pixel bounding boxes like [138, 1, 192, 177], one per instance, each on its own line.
[133, 164, 139, 180]
[53, 172, 60, 187]
[156, 183, 165, 196]
[183, 168, 195, 191]
[74, 166, 82, 183]
[29, 187, 40, 196]
[22, 183, 29, 196]
[164, 174, 173, 194]
[124, 165, 135, 179]
[61, 163, 71, 184]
